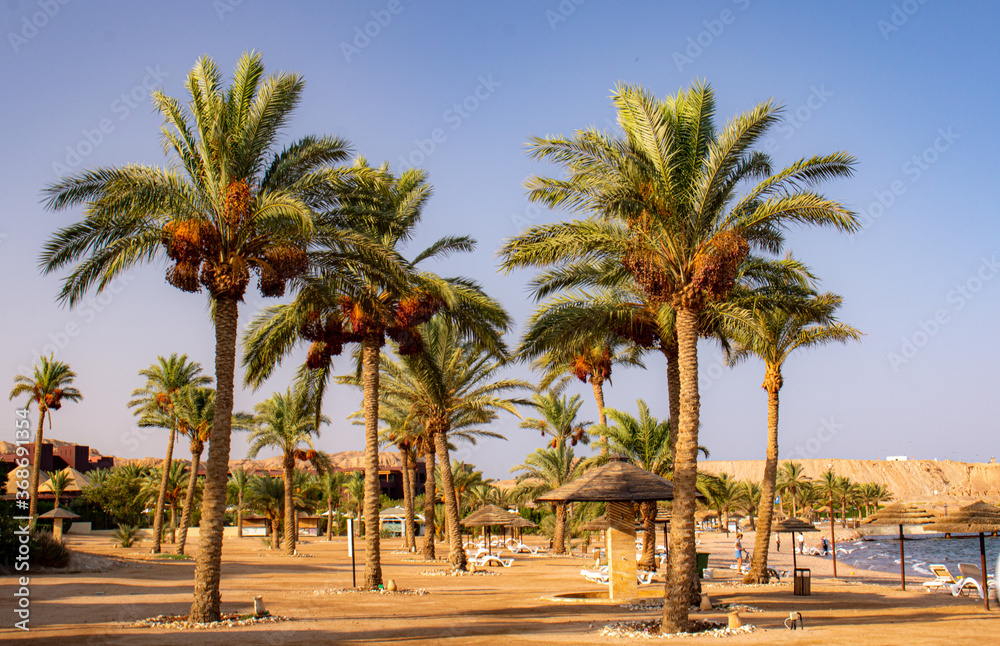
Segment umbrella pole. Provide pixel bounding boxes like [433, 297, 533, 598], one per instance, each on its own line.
[899, 525, 906, 591]
[980, 532, 990, 611]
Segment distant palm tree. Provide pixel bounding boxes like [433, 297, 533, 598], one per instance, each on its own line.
[318, 470, 348, 540]
[520, 392, 591, 450]
[139, 462, 188, 541]
[9, 355, 82, 527]
[344, 471, 365, 535]
[776, 461, 810, 518]
[45, 470, 71, 509]
[247, 387, 330, 555]
[375, 408, 423, 552]
[594, 399, 673, 570]
[128, 354, 211, 553]
[446, 461, 490, 515]
[699, 473, 747, 538]
[39, 51, 373, 622]
[726, 291, 861, 582]
[740, 481, 762, 531]
[248, 475, 285, 550]
[228, 468, 252, 538]
[512, 443, 594, 554]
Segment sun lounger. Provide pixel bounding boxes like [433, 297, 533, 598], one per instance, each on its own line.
[951, 563, 996, 599]
[923, 564, 958, 593]
[470, 554, 514, 568]
[505, 539, 541, 555]
[580, 567, 655, 585]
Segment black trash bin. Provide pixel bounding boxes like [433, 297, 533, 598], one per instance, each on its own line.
[793, 568, 811, 596]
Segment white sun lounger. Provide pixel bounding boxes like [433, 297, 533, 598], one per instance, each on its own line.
[471, 554, 514, 568]
[580, 567, 655, 585]
[951, 563, 996, 599]
[923, 564, 958, 593]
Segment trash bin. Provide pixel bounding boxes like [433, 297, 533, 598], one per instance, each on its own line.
[696, 552, 710, 577]
[793, 568, 811, 596]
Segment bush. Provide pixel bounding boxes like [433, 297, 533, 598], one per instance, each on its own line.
[31, 531, 72, 568]
[111, 524, 141, 548]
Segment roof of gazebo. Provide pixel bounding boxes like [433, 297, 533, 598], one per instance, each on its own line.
[925, 501, 1000, 534]
[38, 507, 79, 519]
[460, 504, 524, 527]
[862, 502, 937, 527]
[772, 517, 819, 533]
[535, 456, 675, 503]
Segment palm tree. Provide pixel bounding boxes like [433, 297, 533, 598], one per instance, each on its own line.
[836, 476, 860, 528]
[815, 469, 841, 576]
[246, 386, 330, 555]
[443, 461, 489, 515]
[318, 470, 348, 540]
[228, 468, 252, 538]
[699, 473, 747, 537]
[512, 443, 593, 554]
[500, 82, 858, 631]
[593, 399, 672, 570]
[344, 471, 365, 535]
[375, 408, 424, 551]
[9, 355, 82, 527]
[725, 291, 861, 582]
[776, 461, 810, 518]
[128, 354, 211, 553]
[39, 52, 370, 622]
[247, 475, 285, 550]
[44, 470, 70, 509]
[371, 316, 527, 572]
[139, 462, 188, 540]
[740, 481, 762, 531]
[520, 392, 591, 450]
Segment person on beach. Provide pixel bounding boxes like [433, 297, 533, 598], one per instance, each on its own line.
[776, 534, 781, 552]
[821, 536, 830, 556]
[734, 533, 745, 571]
[797, 532, 805, 554]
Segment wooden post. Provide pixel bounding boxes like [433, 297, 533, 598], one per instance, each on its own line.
[898, 525, 906, 591]
[980, 533, 990, 611]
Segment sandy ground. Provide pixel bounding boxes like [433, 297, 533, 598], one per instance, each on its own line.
[2, 528, 997, 644]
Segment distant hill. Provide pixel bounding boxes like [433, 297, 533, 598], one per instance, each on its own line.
[699, 458, 1000, 504]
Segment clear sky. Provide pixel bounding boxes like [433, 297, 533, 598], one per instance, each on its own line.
[2, 1, 998, 479]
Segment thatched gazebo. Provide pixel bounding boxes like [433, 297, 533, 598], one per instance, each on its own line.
[862, 502, 937, 591]
[536, 456, 675, 600]
[772, 517, 819, 580]
[38, 507, 79, 541]
[461, 504, 525, 554]
[924, 501, 1000, 610]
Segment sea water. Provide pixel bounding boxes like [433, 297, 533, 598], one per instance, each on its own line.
[834, 534, 1000, 578]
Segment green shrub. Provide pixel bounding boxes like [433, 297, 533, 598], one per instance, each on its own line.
[111, 524, 141, 548]
[31, 531, 72, 568]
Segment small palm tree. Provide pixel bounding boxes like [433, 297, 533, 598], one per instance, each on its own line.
[318, 470, 348, 540]
[344, 471, 365, 535]
[173, 387, 213, 554]
[248, 475, 285, 550]
[139, 462, 188, 542]
[228, 468, 252, 538]
[512, 443, 594, 554]
[520, 392, 591, 450]
[44, 470, 71, 510]
[9, 356, 82, 526]
[740, 481, 762, 531]
[776, 461, 810, 518]
[699, 473, 748, 537]
[246, 387, 330, 555]
[128, 354, 211, 553]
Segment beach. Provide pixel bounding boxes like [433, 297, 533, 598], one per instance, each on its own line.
[2, 528, 997, 644]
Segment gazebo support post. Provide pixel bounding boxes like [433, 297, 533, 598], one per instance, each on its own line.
[979, 532, 990, 611]
[898, 524, 906, 591]
[606, 501, 638, 601]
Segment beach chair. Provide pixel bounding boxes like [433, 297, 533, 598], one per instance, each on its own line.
[637, 569, 655, 585]
[505, 538, 541, 555]
[471, 554, 514, 568]
[951, 563, 996, 599]
[923, 564, 958, 593]
[581, 567, 610, 584]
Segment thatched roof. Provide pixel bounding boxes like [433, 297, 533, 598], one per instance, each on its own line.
[772, 517, 819, 533]
[38, 507, 79, 519]
[461, 504, 524, 527]
[509, 516, 537, 529]
[862, 502, 937, 527]
[925, 501, 1000, 534]
[535, 456, 675, 503]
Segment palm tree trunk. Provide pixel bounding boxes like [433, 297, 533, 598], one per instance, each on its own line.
[422, 444, 436, 560]
[433, 425, 467, 570]
[281, 453, 296, 555]
[664, 340, 680, 468]
[151, 426, 176, 553]
[591, 378, 608, 456]
[746, 382, 780, 583]
[272, 517, 280, 549]
[177, 445, 203, 555]
[403, 451, 417, 551]
[407, 458, 418, 551]
[190, 295, 239, 623]
[662, 307, 701, 633]
[553, 502, 568, 555]
[361, 336, 383, 588]
[28, 404, 47, 530]
[237, 490, 244, 538]
[169, 501, 177, 542]
[639, 500, 657, 571]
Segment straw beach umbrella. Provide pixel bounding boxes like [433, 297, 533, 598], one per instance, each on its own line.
[924, 501, 1000, 611]
[772, 517, 819, 574]
[38, 507, 79, 541]
[537, 456, 674, 600]
[862, 502, 937, 591]
[461, 504, 524, 554]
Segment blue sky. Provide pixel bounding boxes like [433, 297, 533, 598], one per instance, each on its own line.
[2, 1, 998, 478]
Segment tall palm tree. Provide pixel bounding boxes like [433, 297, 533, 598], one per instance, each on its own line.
[501, 82, 858, 631]
[127, 354, 211, 553]
[374, 408, 423, 551]
[512, 443, 593, 554]
[9, 355, 82, 527]
[520, 392, 591, 450]
[725, 291, 861, 582]
[39, 52, 371, 622]
[246, 386, 330, 555]
[371, 316, 528, 572]
[593, 399, 672, 570]
[776, 461, 809, 517]
[247, 475, 285, 550]
[228, 468, 252, 538]
[139, 462, 188, 540]
[318, 470, 348, 541]
[44, 470, 71, 510]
